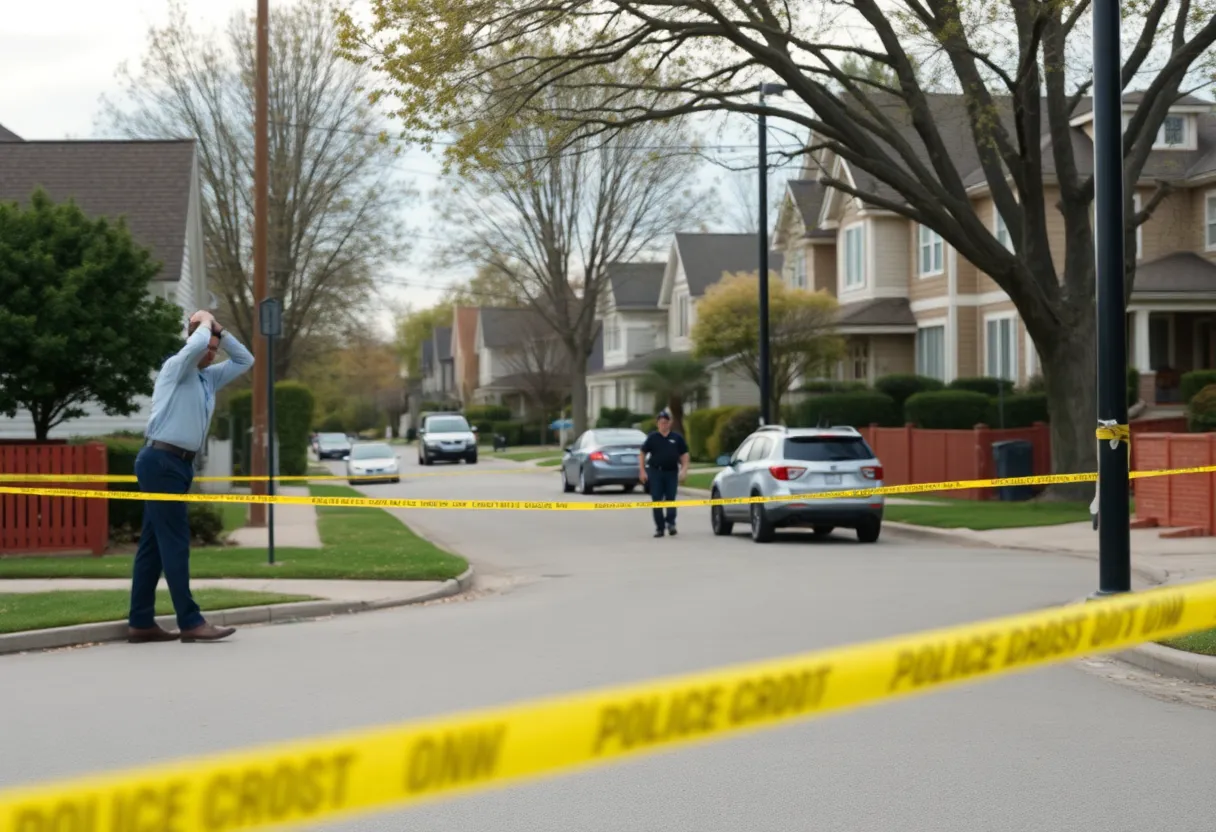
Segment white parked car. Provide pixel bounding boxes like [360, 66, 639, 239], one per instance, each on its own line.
[344, 442, 400, 484]
[417, 413, 479, 465]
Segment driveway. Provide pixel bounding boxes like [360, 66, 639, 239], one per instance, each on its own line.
[1, 452, 1214, 831]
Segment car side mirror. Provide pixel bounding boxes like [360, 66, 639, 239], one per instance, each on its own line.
[563, 446, 572, 453]
[715, 454, 731, 467]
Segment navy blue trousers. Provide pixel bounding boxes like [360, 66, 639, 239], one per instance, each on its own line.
[128, 446, 204, 630]
[647, 468, 679, 530]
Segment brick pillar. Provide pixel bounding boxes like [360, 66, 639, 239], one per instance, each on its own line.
[1137, 371, 1156, 406]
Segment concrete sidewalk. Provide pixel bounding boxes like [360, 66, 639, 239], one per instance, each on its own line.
[0, 577, 447, 604]
[225, 486, 323, 548]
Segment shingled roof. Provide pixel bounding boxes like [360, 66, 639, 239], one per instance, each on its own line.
[786, 180, 833, 238]
[674, 233, 784, 296]
[0, 123, 21, 142]
[478, 307, 550, 349]
[607, 262, 665, 308]
[1134, 252, 1216, 294]
[0, 139, 197, 282]
[434, 326, 452, 361]
[835, 298, 917, 329]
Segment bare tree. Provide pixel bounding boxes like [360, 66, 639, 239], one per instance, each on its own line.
[429, 82, 706, 434]
[341, 0, 1216, 496]
[499, 322, 571, 420]
[100, 0, 409, 377]
[722, 167, 790, 234]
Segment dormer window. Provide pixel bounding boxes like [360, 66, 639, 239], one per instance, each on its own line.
[1162, 115, 1185, 146]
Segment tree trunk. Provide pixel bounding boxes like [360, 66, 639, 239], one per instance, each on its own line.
[32, 409, 50, 442]
[570, 362, 589, 435]
[1039, 310, 1099, 501]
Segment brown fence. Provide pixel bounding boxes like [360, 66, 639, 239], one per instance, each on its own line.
[0, 443, 108, 555]
[858, 423, 1051, 500]
[1132, 432, 1215, 536]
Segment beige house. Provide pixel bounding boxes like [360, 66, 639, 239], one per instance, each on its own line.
[772, 92, 1216, 405]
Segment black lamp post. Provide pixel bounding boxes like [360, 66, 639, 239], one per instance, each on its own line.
[758, 82, 787, 425]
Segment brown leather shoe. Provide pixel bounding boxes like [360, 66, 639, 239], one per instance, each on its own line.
[128, 625, 180, 644]
[180, 622, 236, 643]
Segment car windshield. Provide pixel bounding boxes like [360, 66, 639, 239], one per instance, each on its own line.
[426, 417, 471, 433]
[319, 436, 347, 447]
[783, 436, 874, 462]
[592, 429, 646, 446]
[350, 444, 394, 460]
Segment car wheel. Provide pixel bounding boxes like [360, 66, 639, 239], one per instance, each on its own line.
[750, 498, 775, 543]
[857, 518, 881, 543]
[467, 453, 478, 464]
[579, 468, 594, 494]
[623, 484, 636, 493]
[711, 489, 733, 536]
[812, 526, 834, 537]
[392, 477, 400, 484]
[561, 468, 574, 493]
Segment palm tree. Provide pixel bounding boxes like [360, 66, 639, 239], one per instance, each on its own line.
[637, 356, 709, 435]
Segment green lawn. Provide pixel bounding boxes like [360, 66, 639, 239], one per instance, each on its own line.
[882, 497, 1127, 530]
[685, 470, 720, 491]
[0, 485, 468, 581]
[220, 503, 247, 533]
[536, 458, 564, 467]
[0, 588, 311, 635]
[494, 449, 563, 462]
[1160, 629, 1216, 656]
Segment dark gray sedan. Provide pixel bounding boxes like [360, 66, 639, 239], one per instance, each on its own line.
[560, 428, 647, 494]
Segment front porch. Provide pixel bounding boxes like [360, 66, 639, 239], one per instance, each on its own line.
[1129, 308, 1216, 405]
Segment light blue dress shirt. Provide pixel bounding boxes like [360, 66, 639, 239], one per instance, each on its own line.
[145, 326, 255, 452]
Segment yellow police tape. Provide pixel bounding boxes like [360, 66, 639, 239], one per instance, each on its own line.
[1, 577, 1213, 832]
[0, 463, 1210, 511]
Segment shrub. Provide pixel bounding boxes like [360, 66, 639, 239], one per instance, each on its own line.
[799, 379, 868, 393]
[792, 392, 900, 428]
[1187, 384, 1216, 432]
[229, 382, 315, 476]
[703, 407, 745, 461]
[873, 374, 944, 412]
[987, 393, 1049, 428]
[639, 418, 657, 434]
[1024, 374, 1046, 393]
[187, 504, 225, 546]
[315, 412, 345, 433]
[905, 390, 991, 429]
[465, 404, 512, 437]
[490, 420, 547, 447]
[1127, 366, 1140, 407]
[948, 377, 1015, 397]
[685, 406, 738, 460]
[711, 406, 760, 461]
[1181, 370, 1216, 405]
[596, 407, 632, 428]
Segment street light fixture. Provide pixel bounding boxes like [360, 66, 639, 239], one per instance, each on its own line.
[757, 82, 787, 426]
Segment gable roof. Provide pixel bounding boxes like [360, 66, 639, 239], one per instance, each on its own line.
[786, 180, 833, 238]
[586, 322, 604, 373]
[478, 306, 549, 349]
[434, 326, 452, 361]
[835, 297, 917, 329]
[0, 123, 21, 142]
[421, 338, 435, 372]
[0, 139, 197, 282]
[607, 262, 665, 308]
[674, 233, 785, 296]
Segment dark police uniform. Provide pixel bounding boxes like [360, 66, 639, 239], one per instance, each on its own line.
[642, 426, 688, 536]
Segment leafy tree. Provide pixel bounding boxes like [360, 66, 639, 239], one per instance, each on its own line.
[637, 357, 710, 436]
[691, 273, 844, 418]
[0, 189, 183, 439]
[396, 304, 453, 380]
[339, 0, 1216, 497]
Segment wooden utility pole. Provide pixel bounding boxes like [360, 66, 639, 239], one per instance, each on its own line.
[250, 0, 270, 527]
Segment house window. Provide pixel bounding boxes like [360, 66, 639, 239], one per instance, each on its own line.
[843, 225, 865, 289]
[849, 341, 869, 381]
[792, 250, 807, 289]
[607, 324, 620, 352]
[1206, 193, 1216, 250]
[677, 295, 690, 336]
[985, 316, 1018, 382]
[918, 225, 943, 276]
[1161, 115, 1185, 147]
[995, 212, 1012, 251]
[916, 325, 946, 381]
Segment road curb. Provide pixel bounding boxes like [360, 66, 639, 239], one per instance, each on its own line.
[1115, 641, 1216, 686]
[0, 566, 476, 657]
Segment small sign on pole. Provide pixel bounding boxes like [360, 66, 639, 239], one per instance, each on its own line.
[259, 298, 282, 566]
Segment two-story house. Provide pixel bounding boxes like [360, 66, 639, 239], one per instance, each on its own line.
[587, 238, 783, 416]
[473, 306, 566, 416]
[419, 325, 456, 404]
[772, 92, 1216, 406]
[0, 126, 211, 438]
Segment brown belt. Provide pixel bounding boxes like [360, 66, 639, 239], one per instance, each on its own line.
[147, 440, 196, 462]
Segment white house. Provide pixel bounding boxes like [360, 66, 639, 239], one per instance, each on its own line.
[0, 126, 211, 438]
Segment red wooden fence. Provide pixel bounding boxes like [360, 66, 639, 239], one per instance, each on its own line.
[858, 422, 1051, 500]
[1133, 433, 1216, 536]
[0, 443, 108, 555]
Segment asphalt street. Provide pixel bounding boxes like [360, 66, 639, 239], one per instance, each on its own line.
[2, 452, 1215, 831]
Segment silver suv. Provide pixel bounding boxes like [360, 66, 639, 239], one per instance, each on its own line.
[709, 425, 884, 543]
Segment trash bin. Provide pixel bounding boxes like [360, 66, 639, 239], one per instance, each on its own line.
[992, 439, 1034, 501]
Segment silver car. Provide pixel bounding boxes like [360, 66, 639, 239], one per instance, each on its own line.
[560, 428, 647, 494]
[344, 442, 401, 484]
[709, 425, 884, 543]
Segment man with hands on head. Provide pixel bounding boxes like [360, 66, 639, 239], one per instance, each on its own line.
[127, 310, 254, 644]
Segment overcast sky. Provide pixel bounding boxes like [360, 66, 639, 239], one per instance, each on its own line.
[0, 0, 805, 341]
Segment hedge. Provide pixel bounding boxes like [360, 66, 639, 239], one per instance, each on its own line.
[489, 420, 548, 447]
[948, 377, 1015, 397]
[1181, 370, 1216, 405]
[799, 380, 868, 394]
[229, 381, 316, 476]
[596, 407, 647, 428]
[905, 390, 992, 429]
[987, 393, 1049, 428]
[711, 406, 760, 461]
[1188, 384, 1216, 432]
[703, 407, 747, 461]
[465, 404, 512, 439]
[791, 392, 899, 429]
[685, 406, 738, 461]
[873, 374, 944, 411]
[314, 412, 345, 433]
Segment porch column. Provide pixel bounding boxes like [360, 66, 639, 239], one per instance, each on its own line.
[1133, 309, 1151, 373]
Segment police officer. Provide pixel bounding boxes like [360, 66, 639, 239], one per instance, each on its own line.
[638, 409, 690, 538]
